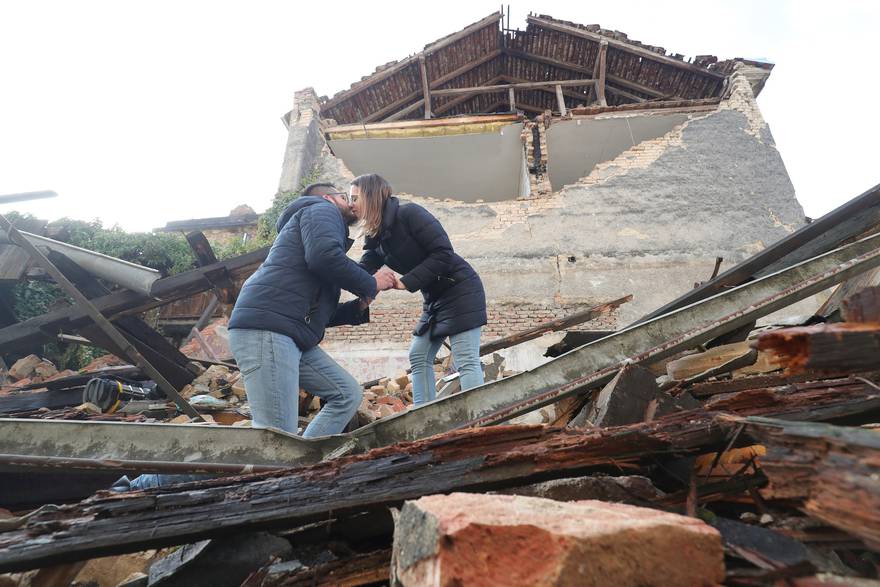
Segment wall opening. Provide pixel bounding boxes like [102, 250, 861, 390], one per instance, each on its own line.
[546, 113, 689, 191]
[328, 122, 527, 202]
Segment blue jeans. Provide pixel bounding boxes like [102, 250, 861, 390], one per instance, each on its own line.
[409, 326, 483, 405]
[229, 328, 362, 437]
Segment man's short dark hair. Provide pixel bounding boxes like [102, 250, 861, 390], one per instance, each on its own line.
[301, 182, 338, 197]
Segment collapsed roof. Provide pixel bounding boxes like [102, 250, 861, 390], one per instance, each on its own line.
[319, 12, 772, 124]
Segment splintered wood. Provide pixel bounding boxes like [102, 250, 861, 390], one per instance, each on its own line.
[743, 418, 880, 552]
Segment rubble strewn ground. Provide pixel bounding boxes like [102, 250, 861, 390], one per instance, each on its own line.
[0, 17, 878, 580]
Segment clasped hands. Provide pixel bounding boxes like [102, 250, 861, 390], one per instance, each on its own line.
[374, 268, 405, 292]
[361, 268, 406, 309]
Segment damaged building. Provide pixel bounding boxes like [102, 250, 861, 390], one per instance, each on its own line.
[2, 9, 880, 587]
[276, 12, 806, 379]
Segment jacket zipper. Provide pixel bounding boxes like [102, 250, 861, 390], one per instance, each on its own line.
[304, 287, 321, 324]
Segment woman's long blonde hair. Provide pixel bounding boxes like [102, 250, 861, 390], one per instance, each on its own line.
[352, 174, 393, 238]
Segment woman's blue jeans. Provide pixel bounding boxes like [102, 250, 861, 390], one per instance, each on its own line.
[229, 328, 362, 437]
[409, 326, 483, 405]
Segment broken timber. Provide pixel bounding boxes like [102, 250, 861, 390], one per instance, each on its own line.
[756, 322, 880, 375]
[738, 416, 880, 552]
[363, 232, 880, 444]
[2, 358, 877, 481]
[476, 294, 631, 356]
[0, 213, 202, 420]
[2, 233, 880, 474]
[0, 247, 268, 353]
[2, 383, 878, 573]
[0, 412, 753, 572]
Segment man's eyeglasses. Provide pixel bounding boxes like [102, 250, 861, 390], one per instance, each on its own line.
[325, 191, 352, 204]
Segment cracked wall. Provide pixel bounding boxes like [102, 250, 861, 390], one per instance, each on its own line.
[279, 66, 805, 377]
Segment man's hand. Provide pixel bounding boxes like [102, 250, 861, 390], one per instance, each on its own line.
[392, 273, 407, 290]
[358, 297, 374, 310]
[374, 269, 396, 292]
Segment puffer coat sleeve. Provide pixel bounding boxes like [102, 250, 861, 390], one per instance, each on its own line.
[397, 206, 454, 292]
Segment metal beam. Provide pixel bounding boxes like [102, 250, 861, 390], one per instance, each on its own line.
[638, 182, 880, 323]
[0, 418, 343, 467]
[0, 231, 160, 295]
[359, 231, 880, 444]
[7, 234, 879, 471]
[0, 191, 57, 205]
[0, 213, 202, 420]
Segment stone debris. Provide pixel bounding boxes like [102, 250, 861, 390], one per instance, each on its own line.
[392, 493, 725, 587]
[7, 355, 42, 381]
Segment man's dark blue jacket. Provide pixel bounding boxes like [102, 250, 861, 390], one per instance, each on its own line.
[229, 196, 377, 350]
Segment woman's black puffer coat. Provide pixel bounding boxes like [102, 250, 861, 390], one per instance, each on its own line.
[359, 197, 486, 339]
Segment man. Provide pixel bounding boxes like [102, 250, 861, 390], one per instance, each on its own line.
[228, 183, 395, 436]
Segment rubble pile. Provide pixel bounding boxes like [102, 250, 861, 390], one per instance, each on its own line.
[0, 186, 879, 585]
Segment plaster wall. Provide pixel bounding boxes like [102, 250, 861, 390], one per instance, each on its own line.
[280, 68, 808, 380]
[328, 123, 526, 202]
[546, 113, 690, 191]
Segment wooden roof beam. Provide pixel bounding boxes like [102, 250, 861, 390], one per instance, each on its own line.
[593, 40, 608, 107]
[419, 55, 432, 119]
[431, 78, 596, 97]
[501, 76, 592, 105]
[378, 49, 503, 122]
[431, 76, 506, 116]
[527, 15, 726, 80]
[323, 12, 502, 110]
[504, 49, 663, 99]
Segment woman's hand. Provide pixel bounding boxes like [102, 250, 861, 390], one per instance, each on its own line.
[374, 270, 396, 292]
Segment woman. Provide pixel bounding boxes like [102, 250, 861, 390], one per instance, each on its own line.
[350, 174, 487, 405]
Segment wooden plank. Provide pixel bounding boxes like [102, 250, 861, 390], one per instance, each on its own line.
[477, 295, 631, 357]
[419, 55, 432, 119]
[0, 248, 269, 354]
[502, 75, 602, 105]
[755, 322, 880, 375]
[322, 12, 502, 110]
[841, 285, 880, 322]
[504, 48, 662, 99]
[569, 98, 720, 117]
[430, 76, 508, 116]
[47, 251, 197, 391]
[595, 40, 608, 106]
[818, 269, 880, 319]
[508, 87, 515, 111]
[527, 16, 726, 80]
[3, 375, 878, 573]
[361, 48, 505, 123]
[431, 78, 596, 96]
[555, 84, 567, 115]
[0, 213, 202, 420]
[329, 112, 520, 135]
[382, 98, 425, 122]
[0, 410, 735, 571]
[742, 417, 880, 551]
[185, 231, 237, 306]
[666, 342, 756, 381]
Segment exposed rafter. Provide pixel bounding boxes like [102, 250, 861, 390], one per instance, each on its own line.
[318, 11, 744, 123]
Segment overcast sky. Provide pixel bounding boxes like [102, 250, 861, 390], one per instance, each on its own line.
[1, 1, 877, 232]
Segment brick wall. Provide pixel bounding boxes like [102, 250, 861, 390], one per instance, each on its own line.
[322, 300, 619, 347]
